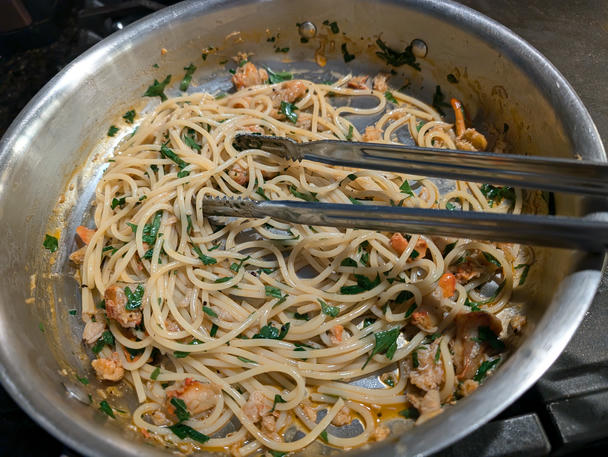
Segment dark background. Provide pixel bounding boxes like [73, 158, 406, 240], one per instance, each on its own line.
[0, 1, 607, 456]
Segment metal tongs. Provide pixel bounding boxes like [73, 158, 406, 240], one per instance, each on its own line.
[202, 134, 608, 251]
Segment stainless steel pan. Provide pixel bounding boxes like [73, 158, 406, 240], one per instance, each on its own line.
[0, 1, 605, 456]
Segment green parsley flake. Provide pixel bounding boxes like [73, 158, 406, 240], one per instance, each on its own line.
[267, 67, 293, 84]
[279, 101, 298, 123]
[144, 75, 171, 101]
[171, 397, 190, 422]
[122, 110, 136, 124]
[160, 142, 190, 176]
[190, 242, 217, 265]
[400, 180, 415, 197]
[384, 91, 398, 104]
[363, 327, 400, 368]
[99, 400, 115, 418]
[340, 257, 358, 267]
[150, 367, 161, 380]
[180, 63, 197, 91]
[107, 125, 119, 137]
[124, 284, 144, 310]
[289, 185, 318, 202]
[265, 285, 283, 299]
[168, 423, 209, 443]
[340, 274, 381, 295]
[43, 234, 59, 252]
[270, 394, 287, 412]
[203, 306, 218, 317]
[319, 299, 339, 317]
[474, 357, 501, 382]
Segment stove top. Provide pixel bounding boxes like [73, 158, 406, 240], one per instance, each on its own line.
[1, 1, 607, 456]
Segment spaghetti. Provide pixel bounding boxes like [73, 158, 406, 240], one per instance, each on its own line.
[73, 64, 530, 455]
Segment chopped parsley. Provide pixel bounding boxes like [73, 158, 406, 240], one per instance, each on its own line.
[447, 73, 459, 83]
[183, 133, 201, 151]
[68, 309, 77, 315]
[122, 110, 136, 124]
[203, 306, 217, 317]
[237, 356, 257, 364]
[395, 290, 414, 303]
[168, 423, 209, 443]
[124, 284, 144, 310]
[404, 303, 417, 318]
[479, 184, 515, 207]
[252, 323, 290, 340]
[99, 400, 115, 418]
[412, 350, 419, 368]
[375, 39, 420, 70]
[341, 43, 355, 63]
[473, 326, 506, 351]
[340, 257, 358, 267]
[269, 451, 286, 457]
[180, 63, 196, 91]
[190, 242, 217, 265]
[400, 180, 414, 197]
[77, 376, 89, 385]
[363, 327, 400, 368]
[446, 201, 458, 211]
[345, 124, 354, 141]
[265, 285, 283, 299]
[320, 429, 329, 442]
[255, 186, 269, 200]
[279, 101, 298, 123]
[210, 323, 218, 337]
[473, 357, 501, 382]
[144, 74, 171, 101]
[43, 234, 58, 252]
[141, 211, 162, 245]
[107, 125, 119, 137]
[150, 367, 161, 380]
[270, 394, 286, 412]
[360, 251, 370, 266]
[174, 351, 190, 358]
[483, 252, 501, 267]
[214, 277, 231, 283]
[111, 196, 126, 210]
[171, 397, 190, 422]
[398, 407, 420, 420]
[319, 299, 339, 317]
[275, 47, 290, 53]
[432, 85, 450, 116]
[384, 91, 398, 104]
[289, 185, 318, 202]
[340, 274, 381, 294]
[230, 255, 251, 273]
[516, 264, 531, 286]
[267, 67, 293, 84]
[160, 142, 190, 176]
[92, 330, 115, 354]
[421, 335, 439, 346]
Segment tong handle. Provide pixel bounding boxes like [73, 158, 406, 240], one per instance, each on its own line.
[203, 197, 608, 251]
[234, 135, 608, 197]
